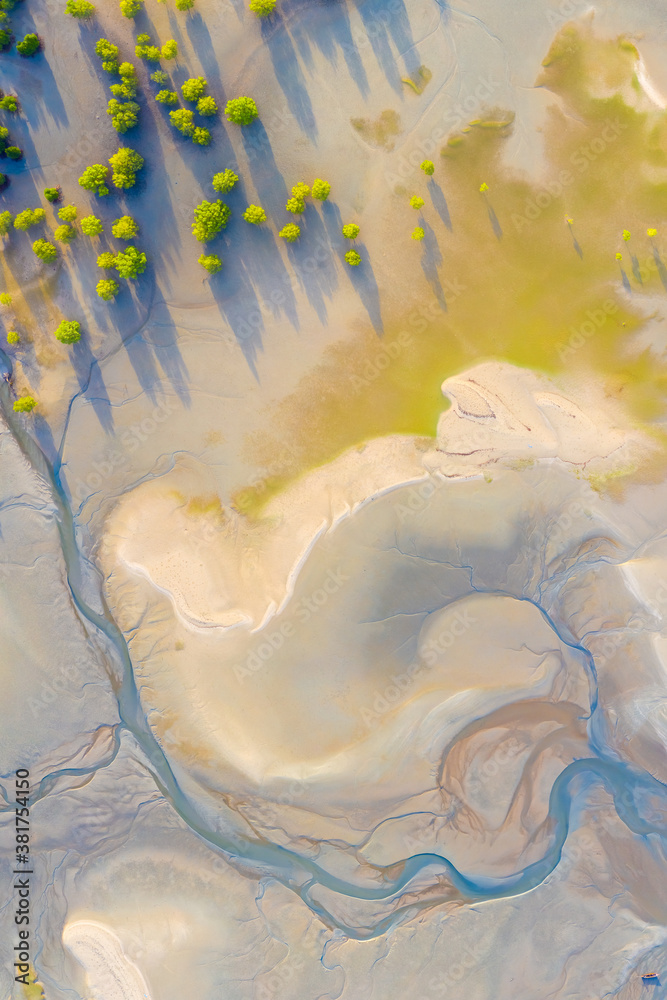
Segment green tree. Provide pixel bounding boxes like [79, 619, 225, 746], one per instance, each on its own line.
[0, 293, 11, 304]
[161, 39, 177, 59]
[55, 320, 81, 344]
[292, 182, 310, 199]
[0, 29, 12, 50]
[198, 253, 222, 273]
[311, 178, 330, 201]
[0, 172, 5, 188]
[411, 226, 425, 240]
[197, 95, 217, 116]
[117, 62, 138, 97]
[112, 215, 138, 239]
[43, 187, 60, 203]
[136, 43, 161, 61]
[0, 95, 18, 111]
[14, 208, 45, 230]
[345, 249, 361, 266]
[181, 76, 207, 101]
[13, 396, 36, 413]
[243, 204, 266, 224]
[0, 211, 11, 235]
[175, 0, 195, 9]
[32, 238, 57, 260]
[80, 215, 104, 236]
[58, 205, 78, 222]
[97, 251, 117, 269]
[192, 199, 230, 241]
[97, 278, 120, 300]
[410, 196, 424, 209]
[107, 99, 139, 133]
[109, 147, 144, 189]
[212, 168, 238, 193]
[420, 159, 434, 175]
[79, 164, 110, 195]
[225, 96, 258, 125]
[285, 197, 305, 214]
[16, 33, 40, 56]
[169, 108, 195, 135]
[150, 69, 169, 83]
[155, 90, 178, 105]
[279, 223, 300, 242]
[342, 223, 359, 239]
[5, 146, 22, 160]
[249, 0, 276, 14]
[95, 38, 119, 72]
[6, 330, 19, 344]
[192, 126, 211, 145]
[54, 224, 76, 243]
[119, 0, 142, 16]
[65, 0, 95, 16]
[115, 245, 146, 278]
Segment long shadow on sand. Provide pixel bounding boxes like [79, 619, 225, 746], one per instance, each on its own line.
[321, 199, 383, 331]
[420, 219, 446, 311]
[279, 0, 370, 99]
[0, 50, 68, 131]
[241, 121, 290, 218]
[345, 242, 384, 335]
[429, 179, 452, 231]
[260, 12, 318, 141]
[226, 175, 300, 329]
[185, 13, 227, 100]
[284, 203, 339, 325]
[356, 0, 422, 96]
[209, 264, 264, 379]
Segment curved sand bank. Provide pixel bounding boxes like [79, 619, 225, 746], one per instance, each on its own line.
[94, 360, 667, 935]
[103, 361, 652, 635]
[62, 921, 152, 1000]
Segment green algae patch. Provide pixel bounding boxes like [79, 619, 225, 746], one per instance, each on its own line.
[351, 109, 401, 149]
[242, 23, 667, 514]
[401, 66, 432, 95]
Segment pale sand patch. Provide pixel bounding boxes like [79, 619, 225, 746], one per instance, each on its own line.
[104, 362, 653, 635]
[636, 57, 667, 109]
[62, 921, 152, 1000]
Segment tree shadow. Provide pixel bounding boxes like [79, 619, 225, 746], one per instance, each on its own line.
[223, 175, 300, 330]
[419, 219, 446, 311]
[284, 203, 338, 324]
[260, 11, 318, 141]
[133, 297, 191, 406]
[631, 252, 643, 285]
[0, 50, 68, 131]
[344, 241, 383, 334]
[428, 179, 452, 231]
[241, 120, 290, 218]
[185, 12, 227, 100]
[209, 264, 264, 379]
[356, 0, 421, 95]
[617, 264, 631, 293]
[320, 198, 344, 247]
[566, 223, 582, 258]
[486, 200, 502, 240]
[653, 246, 667, 291]
[33, 412, 60, 470]
[68, 336, 115, 435]
[280, 0, 370, 99]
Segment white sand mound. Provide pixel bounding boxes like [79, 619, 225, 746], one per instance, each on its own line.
[62, 921, 152, 1000]
[428, 361, 647, 475]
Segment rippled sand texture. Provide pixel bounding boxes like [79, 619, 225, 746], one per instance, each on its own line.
[3, 0, 667, 998]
